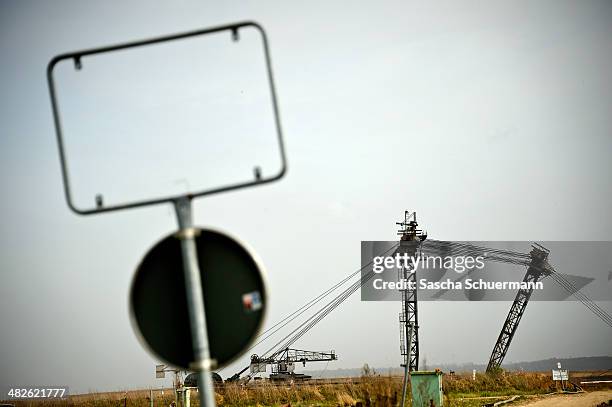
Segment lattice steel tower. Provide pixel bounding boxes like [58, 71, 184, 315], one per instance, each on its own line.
[486, 244, 550, 372]
[397, 211, 427, 372]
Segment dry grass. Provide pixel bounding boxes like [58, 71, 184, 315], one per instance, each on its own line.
[3, 371, 596, 407]
[444, 371, 553, 396]
[215, 376, 400, 406]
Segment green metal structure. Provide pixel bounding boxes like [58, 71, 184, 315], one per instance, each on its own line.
[410, 371, 444, 407]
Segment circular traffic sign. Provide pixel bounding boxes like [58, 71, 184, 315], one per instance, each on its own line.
[130, 228, 267, 370]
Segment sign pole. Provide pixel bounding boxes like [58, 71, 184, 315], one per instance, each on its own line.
[174, 197, 216, 407]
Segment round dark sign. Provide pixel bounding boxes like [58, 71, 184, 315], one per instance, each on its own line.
[130, 228, 267, 370]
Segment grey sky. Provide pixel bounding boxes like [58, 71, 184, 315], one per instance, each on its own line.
[1, 0, 611, 394]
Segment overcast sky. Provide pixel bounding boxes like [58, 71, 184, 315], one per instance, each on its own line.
[1, 0, 611, 394]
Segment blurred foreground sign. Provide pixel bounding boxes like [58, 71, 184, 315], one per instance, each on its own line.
[130, 228, 267, 369]
[47, 22, 286, 214]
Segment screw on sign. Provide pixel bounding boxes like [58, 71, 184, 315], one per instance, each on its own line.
[47, 21, 287, 407]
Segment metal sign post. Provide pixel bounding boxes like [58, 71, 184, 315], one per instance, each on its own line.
[552, 365, 569, 391]
[174, 197, 216, 407]
[47, 21, 287, 407]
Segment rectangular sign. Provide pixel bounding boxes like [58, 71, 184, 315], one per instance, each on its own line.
[47, 22, 286, 215]
[552, 369, 569, 381]
[156, 365, 166, 378]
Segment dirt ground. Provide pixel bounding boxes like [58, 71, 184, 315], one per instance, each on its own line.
[517, 390, 612, 406]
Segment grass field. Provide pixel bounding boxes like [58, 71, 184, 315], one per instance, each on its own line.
[3, 371, 611, 407]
